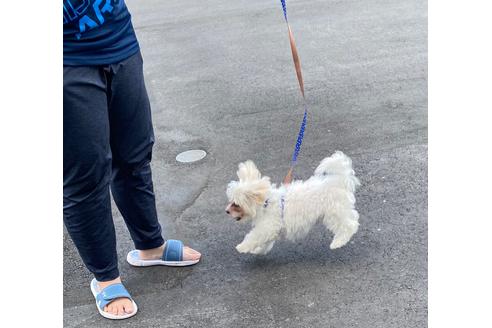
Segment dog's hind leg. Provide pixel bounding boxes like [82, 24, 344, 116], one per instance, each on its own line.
[323, 209, 359, 249]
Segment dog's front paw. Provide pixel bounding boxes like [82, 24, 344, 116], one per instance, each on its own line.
[251, 246, 268, 255]
[236, 243, 249, 253]
[330, 235, 350, 249]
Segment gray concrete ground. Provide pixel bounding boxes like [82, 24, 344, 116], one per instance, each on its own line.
[63, 0, 427, 327]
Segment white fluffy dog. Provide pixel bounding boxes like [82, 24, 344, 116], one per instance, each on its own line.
[225, 151, 360, 255]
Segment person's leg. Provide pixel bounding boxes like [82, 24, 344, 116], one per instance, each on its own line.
[64, 65, 117, 281]
[107, 52, 200, 260]
[63, 66, 133, 316]
[106, 52, 163, 250]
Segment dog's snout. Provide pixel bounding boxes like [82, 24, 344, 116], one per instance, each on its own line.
[226, 210, 230, 214]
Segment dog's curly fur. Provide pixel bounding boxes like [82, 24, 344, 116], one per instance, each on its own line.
[225, 151, 360, 255]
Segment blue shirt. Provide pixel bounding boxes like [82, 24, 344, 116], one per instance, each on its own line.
[63, 0, 140, 66]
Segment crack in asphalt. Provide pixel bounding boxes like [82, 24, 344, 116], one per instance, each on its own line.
[174, 177, 210, 223]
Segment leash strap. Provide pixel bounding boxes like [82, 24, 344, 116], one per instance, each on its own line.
[280, 0, 308, 184]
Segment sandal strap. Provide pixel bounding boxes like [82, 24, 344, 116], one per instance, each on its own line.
[96, 283, 132, 310]
[162, 239, 183, 262]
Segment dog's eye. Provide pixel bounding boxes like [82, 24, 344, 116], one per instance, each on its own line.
[231, 203, 239, 208]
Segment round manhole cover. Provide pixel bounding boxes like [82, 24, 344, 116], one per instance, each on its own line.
[176, 149, 207, 163]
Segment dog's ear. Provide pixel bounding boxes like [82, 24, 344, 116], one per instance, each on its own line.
[231, 176, 271, 217]
[249, 177, 271, 204]
[237, 160, 261, 182]
[246, 178, 271, 216]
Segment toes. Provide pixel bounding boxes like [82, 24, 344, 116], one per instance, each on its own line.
[124, 302, 134, 314]
[105, 299, 133, 316]
[107, 304, 114, 315]
[114, 301, 123, 316]
[117, 303, 125, 316]
[183, 246, 201, 261]
[111, 303, 118, 316]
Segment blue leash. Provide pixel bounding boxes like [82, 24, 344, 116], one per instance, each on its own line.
[292, 104, 308, 164]
[279, 0, 308, 184]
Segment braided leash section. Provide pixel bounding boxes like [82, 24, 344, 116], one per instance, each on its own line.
[280, 0, 308, 184]
[281, 0, 288, 21]
[292, 106, 307, 163]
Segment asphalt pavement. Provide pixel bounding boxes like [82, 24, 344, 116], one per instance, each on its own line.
[63, 0, 427, 327]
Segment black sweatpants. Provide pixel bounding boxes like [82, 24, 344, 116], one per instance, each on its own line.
[63, 51, 164, 282]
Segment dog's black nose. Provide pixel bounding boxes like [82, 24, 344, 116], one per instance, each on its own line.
[226, 210, 230, 214]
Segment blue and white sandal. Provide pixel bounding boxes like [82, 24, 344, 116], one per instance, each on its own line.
[90, 278, 138, 320]
[126, 239, 200, 267]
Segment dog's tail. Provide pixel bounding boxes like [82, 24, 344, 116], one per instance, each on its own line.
[314, 151, 361, 192]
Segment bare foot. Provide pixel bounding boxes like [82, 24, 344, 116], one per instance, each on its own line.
[139, 242, 201, 261]
[97, 277, 134, 316]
